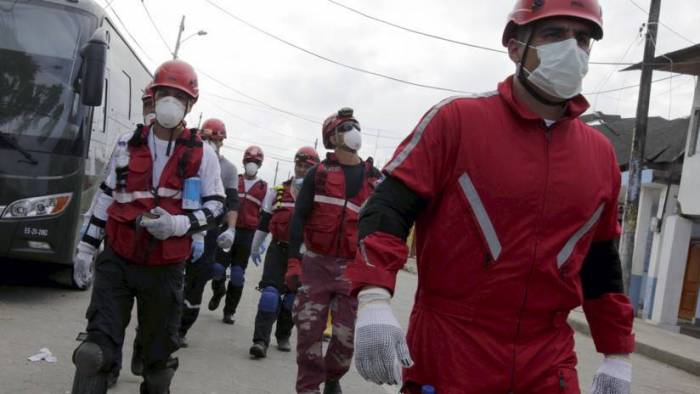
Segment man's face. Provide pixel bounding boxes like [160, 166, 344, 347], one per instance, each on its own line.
[508, 17, 594, 72]
[154, 87, 192, 113]
[142, 98, 154, 115]
[294, 161, 313, 179]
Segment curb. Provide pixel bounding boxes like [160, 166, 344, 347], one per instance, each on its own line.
[568, 317, 700, 377]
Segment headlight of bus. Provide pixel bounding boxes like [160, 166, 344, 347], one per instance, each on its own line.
[1, 193, 72, 219]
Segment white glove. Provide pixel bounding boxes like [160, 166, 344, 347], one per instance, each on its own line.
[73, 242, 97, 289]
[354, 286, 413, 386]
[249, 230, 268, 266]
[216, 228, 236, 250]
[139, 207, 185, 240]
[191, 233, 205, 262]
[590, 358, 631, 394]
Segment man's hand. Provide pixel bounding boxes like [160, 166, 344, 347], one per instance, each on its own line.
[73, 242, 97, 289]
[284, 257, 302, 292]
[139, 207, 181, 240]
[250, 249, 263, 266]
[216, 228, 236, 250]
[590, 357, 631, 394]
[354, 286, 413, 386]
[191, 237, 204, 262]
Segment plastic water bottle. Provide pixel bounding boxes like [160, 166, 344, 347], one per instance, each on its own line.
[182, 177, 201, 210]
[421, 385, 436, 394]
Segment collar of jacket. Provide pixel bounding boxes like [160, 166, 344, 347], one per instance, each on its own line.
[497, 75, 590, 124]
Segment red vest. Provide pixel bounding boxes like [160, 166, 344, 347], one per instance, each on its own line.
[237, 175, 267, 230]
[269, 180, 296, 242]
[304, 154, 379, 258]
[106, 126, 203, 265]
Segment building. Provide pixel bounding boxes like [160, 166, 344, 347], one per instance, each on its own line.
[617, 44, 700, 335]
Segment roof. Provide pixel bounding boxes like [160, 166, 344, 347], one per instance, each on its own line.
[622, 44, 700, 76]
[584, 112, 690, 170]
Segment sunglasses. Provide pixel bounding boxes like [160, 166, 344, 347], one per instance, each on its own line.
[336, 122, 361, 133]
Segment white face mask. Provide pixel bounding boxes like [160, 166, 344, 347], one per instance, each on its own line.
[341, 129, 362, 151]
[155, 96, 186, 129]
[143, 112, 156, 125]
[244, 162, 259, 177]
[520, 38, 590, 99]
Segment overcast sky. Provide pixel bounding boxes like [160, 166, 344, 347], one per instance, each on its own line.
[103, 0, 700, 183]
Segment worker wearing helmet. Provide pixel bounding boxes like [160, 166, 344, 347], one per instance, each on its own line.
[70, 60, 226, 394]
[248, 146, 320, 359]
[287, 108, 381, 394]
[178, 118, 241, 347]
[208, 145, 268, 325]
[346, 1, 634, 393]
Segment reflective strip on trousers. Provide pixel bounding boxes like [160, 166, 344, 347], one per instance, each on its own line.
[313, 195, 360, 213]
[112, 187, 182, 203]
[458, 173, 502, 261]
[556, 203, 605, 269]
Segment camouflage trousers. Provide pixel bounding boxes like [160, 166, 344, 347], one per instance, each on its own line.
[293, 252, 358, 394]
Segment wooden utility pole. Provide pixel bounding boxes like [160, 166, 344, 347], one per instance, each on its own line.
[314, 138, 318, 150]
[620, 0, 662, 293]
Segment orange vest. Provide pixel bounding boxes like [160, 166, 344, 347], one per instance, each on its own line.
[236, 175, 267, 230]
[269, 180, 295, 242]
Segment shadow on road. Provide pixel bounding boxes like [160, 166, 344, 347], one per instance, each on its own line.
[0, 259, 78, 302]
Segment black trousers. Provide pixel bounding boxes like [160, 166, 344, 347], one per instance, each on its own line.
[180, 229, 218, 336]
[210, 228, 255, 316]
[83, 245, 184, 373]
[252, 239, 294, 345]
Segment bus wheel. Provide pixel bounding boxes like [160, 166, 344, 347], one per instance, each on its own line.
[50, 266, 92, 291]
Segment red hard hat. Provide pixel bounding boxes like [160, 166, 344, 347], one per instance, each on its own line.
[295, 146, 320, 165]
[142, 81, 154, 101]
[244, 145, 264, 163]
[201, 118, 227, 141]
[151, 59, 199, 102]
[322, 107, 359, 149]
[502, 0, 603, 46]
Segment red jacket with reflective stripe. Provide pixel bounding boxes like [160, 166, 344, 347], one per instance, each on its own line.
[237, 176, 267, 230]
[346, 77, 635, 393]
[269, 180, 295, 242]
[304, 154, 378, 259]
[106, 126, 203, 265]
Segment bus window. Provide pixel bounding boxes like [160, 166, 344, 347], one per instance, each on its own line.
[122, 70, 132, 120]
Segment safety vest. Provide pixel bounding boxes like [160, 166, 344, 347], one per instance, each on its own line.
[304, 154, 379, 258]
[237, 175, 268, 230]
[106, 125, 203, 265]
[269, 180, 295, 242]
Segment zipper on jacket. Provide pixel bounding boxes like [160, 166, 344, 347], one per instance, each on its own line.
[508, 124, 553, 392]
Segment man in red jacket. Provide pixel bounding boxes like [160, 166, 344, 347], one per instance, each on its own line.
[70, 60, 225, 394]
[346, 1, 635, 393]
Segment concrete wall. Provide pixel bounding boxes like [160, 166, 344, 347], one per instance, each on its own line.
[678, 80, 700, 216]
[630, 185, 661, 312]
[650, 215, 693, 327]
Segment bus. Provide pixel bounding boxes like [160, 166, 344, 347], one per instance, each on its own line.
[0, 0, 152, 287]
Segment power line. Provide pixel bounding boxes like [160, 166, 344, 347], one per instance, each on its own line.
[204, 0, 471, 94]
[101, 0, 155, 63]
[198, 69, 404, 140]
[140, 1, 174, 55]
[628, 0, 696, 45]
[221, 144, 295, 163]
[326, 0, 638, 66]
[584, 75, 675, 95]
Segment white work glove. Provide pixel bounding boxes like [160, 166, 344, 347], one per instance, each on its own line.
[73, 241, 97, 289]
[216, 228, 236, 250]
[590, 357, 631, 394]
[191, 233, 205, 262]
[249, 230, 268, 267]
[139, 207, 185, 240]
[354, 286, 413, 386]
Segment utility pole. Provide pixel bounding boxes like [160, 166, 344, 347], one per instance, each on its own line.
[314, 138, 318, 151]
[172, 15, 185, 59]
[620, 0, 662, 294]
[197, 112, 203, 128]
[273, 161, 279, 185]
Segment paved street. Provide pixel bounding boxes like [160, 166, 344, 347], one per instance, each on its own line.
[1, 260, 699, 394]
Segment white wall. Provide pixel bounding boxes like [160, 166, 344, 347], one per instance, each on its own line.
[678, 80, 700, 216]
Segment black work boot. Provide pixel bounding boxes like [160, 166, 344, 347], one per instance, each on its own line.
[276, 337, 291, 352]
[178, 334, 188, 348]
[208, 291, 224, 311]
[323, 379, 342, 394]
[249, 342, 268, 359]
[131, 342, 144, 377]
[222, 313, 235, 325]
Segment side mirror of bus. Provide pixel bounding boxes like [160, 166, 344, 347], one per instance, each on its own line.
[80, 28, 109, 107]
